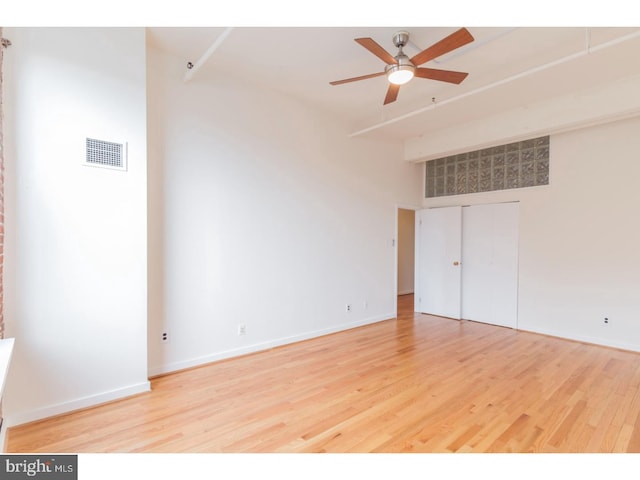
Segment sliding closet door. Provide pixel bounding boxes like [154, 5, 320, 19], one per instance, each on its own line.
[415, 206, 462, 319]
[462, 202, 519, 328]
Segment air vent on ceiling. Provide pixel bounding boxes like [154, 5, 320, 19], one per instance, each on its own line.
[85, 137, 127, 171]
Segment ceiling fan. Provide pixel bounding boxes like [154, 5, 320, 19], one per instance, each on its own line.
[330, 28, 474, 105]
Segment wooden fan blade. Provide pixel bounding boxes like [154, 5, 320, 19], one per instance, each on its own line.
[355, 38, 398, 65]
[384, 83, 400, 105]
[410, 28, 474, 66]
[414, 67, 469, 84]
[329, 71, 386, 85]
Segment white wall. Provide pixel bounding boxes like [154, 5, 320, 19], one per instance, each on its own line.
[3, 28, 150, 425]
[146, 46, 423, 375]
[397, 209, 415, 295]
[421, 116, 640, 351]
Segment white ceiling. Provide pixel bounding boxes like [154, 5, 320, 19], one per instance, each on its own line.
[146, 26, 640, 142]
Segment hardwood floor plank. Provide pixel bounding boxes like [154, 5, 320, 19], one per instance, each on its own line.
[8, 294, 640, 453]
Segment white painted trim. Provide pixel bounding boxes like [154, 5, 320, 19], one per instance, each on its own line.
[396, 203, 422, 211]
[148, 313, 395, 378]
[5, 381, 151, 428]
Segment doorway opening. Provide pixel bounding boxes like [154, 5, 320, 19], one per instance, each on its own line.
[396, 207, 416, 316]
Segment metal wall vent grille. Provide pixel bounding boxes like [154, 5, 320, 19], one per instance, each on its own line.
[85, 138, 127, 171]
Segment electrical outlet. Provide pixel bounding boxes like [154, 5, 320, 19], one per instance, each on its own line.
[161, 332, 169, 343]
[604, 317, 610, 325]
[238, 324, 246, 336]
[346, 304, 352, 312]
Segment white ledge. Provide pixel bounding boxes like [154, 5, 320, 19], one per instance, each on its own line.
[0, 338, 15, 452]
[0, 338, 14, 400]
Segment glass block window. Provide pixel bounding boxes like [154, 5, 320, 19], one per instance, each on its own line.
[425, 136, 549, 198]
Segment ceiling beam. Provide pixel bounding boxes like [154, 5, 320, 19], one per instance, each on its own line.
[349, 28, 640, 139]
[183, 27, 234, 83]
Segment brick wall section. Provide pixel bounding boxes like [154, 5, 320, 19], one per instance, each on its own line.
[0, 27, 4, 339]
[0, 28, 5, 426]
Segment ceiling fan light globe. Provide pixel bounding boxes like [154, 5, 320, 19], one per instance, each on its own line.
[387, 67, 414, 85]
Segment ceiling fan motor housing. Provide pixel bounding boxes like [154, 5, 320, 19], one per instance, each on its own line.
[385, 54, 414, 71]
[386, 31, 416, 84]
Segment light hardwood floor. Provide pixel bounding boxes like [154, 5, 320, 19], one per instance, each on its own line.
[8, 294, 640, 453]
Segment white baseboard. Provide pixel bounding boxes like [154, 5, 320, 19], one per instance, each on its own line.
[5, 381, 151, 428]
[518, 326, 640, 353]
[148, 313, 395, 377]
[5, 314, 395, 428]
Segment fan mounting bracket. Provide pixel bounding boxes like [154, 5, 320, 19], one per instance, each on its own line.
[392, 31, 410, 48]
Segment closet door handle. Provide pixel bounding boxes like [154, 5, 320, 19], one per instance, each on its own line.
[453, 261, 460, 266]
